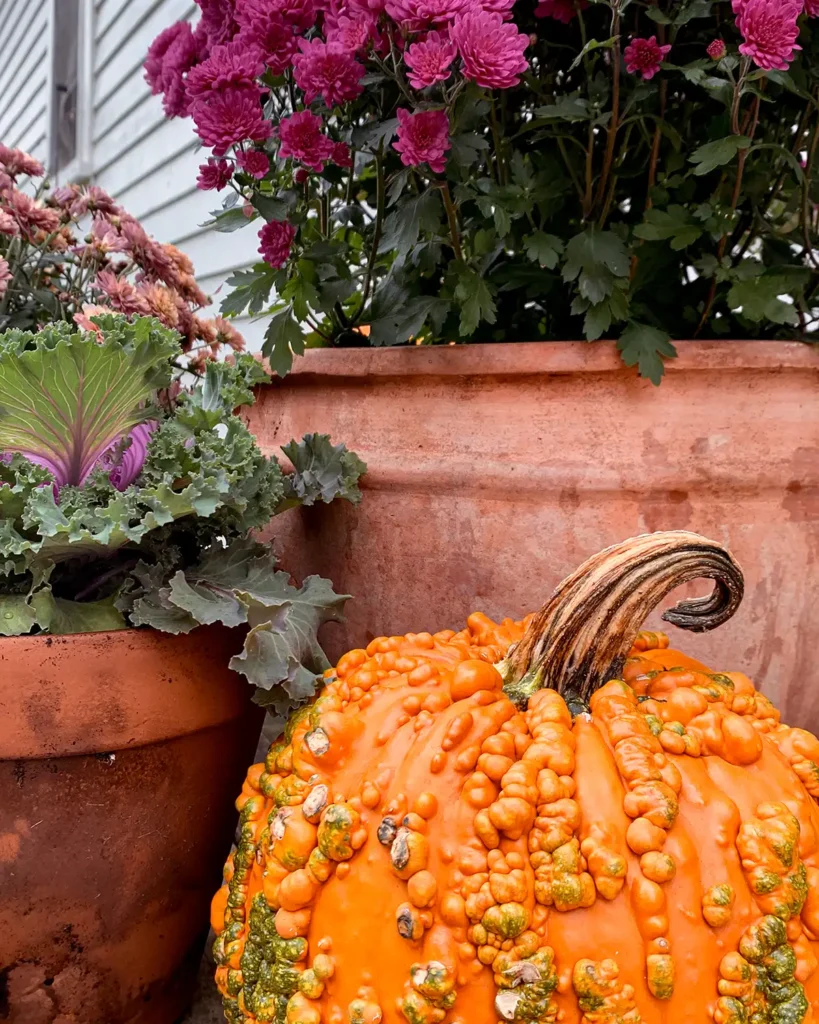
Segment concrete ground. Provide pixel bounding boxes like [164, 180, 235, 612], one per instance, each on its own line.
[180, 953, 224, 1024]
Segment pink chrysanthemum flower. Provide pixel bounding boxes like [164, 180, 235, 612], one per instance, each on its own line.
[238, 148, 270, 178]
[192, 85, 272, 156]
[393, 107, 451, 173]
[707, 38, 727, 60]
[386, 0, 474, 29]
[0, 258, 11, 299]
[6, 190, 61, 238]
[197, 157, 235, 191]
[94, 270, 152, 315]
[451, 10, 529, 89]
[198, 0, 239, 46]
[623, 36, 672, 80]
[806, 0, 819, 16]
[331, 141, 353, 168]
[480, 0, 519, 16]
[185, 41, 265, 96]
[144, 21, 201, 118]
[277, 110, 335, 171]
[534, 0, 588, 22]
[236, 0, 319, 35]
[62, 185, 120, 219]
[0, 210, 18, 236]
[80, 216, 124, 259]
[118, 218, 180, 285]
[0, 145, 44, 179]
[235, 6, 300, 74]
[73, 304, 112, 339]
[737, 0, 802, 71]
[259, 220, 297, 267]
[324, 7, 378, 52]
[293, 39, 365, 107]
[405, 31, 457, 88]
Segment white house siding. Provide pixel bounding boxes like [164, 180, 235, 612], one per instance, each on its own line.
[0, 0, 51, 168]
[1, 0, 264, 348]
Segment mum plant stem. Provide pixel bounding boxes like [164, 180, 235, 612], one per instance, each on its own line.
[356, 141, 385, 323]
[439, 181, 464, 262]
[695, 64, 759, 338]
[594, 0, 621, 221]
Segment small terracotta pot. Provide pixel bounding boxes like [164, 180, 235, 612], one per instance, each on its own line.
[0, 626, 262, 1024]
[246, 340, 819, 730]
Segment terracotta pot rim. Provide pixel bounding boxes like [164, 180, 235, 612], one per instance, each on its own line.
[0, 624, 250, 761]
[0, 624, 152, 648]
[268, 339, 818, 380]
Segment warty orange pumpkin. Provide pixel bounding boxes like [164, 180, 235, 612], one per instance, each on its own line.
[211, 531, 819, 1024]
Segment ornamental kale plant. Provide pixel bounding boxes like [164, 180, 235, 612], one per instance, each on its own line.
[0, 144, 244, 370]
[147, 0, 819, 383]
[0, 314, 365, 715]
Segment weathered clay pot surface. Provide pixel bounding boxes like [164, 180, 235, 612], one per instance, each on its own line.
[0, 627, 262, 1024]
[247, 340, 819, 729]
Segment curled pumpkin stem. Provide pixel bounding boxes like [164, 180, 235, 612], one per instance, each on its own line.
[502, 531, 744, 705]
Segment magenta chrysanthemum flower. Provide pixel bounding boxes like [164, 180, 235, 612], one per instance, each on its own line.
[623, 36, 672, 80]
[192, 85, 272, 155]
[707, 38, 727, 60]
[186, 41, 264, 96]
[236, 0, 319, 35]
[805, 0, 819, 16]
[144, 21, 201, 118]
[293, 39, 365, 107]
[534, 0, 588, 22]
[0, 145, 44, 179]
[259, 220, 297, 267]
[0, 258, 11, 300]
[197, 157, 235, 190]
[393, 107, 450, 173]
[277, 110, 335, 171]
[405, 31, 457, 88]
[451, 10, 529, 89]
[737, 0, 802, 71]
[238, 148, 270, 178]
[197, 0, 239, 46]
[324, 7, 377, 52]
[234, 4, 300, 74]
[480, 0, 519, 17]
[386, 0, 473, 29]
[331, 141, 353, 167]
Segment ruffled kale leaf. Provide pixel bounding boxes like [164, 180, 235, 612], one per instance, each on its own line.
[281, 433, 367, 507]
[123, 537, 350, 714]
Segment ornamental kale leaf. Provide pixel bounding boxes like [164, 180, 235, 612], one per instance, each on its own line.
[0, 315, 366, 717]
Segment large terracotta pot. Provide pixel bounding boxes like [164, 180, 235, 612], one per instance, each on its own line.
[247, 340, 819, 728]
[0, 626, 262, 1024]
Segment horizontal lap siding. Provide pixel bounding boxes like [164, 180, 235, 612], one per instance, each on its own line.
[0, 1, 49, 157]
[92, 0, 261, 348]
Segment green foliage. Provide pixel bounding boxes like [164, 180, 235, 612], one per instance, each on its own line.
[196, 3, 819, 384]
[0, 315, 365, 716]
